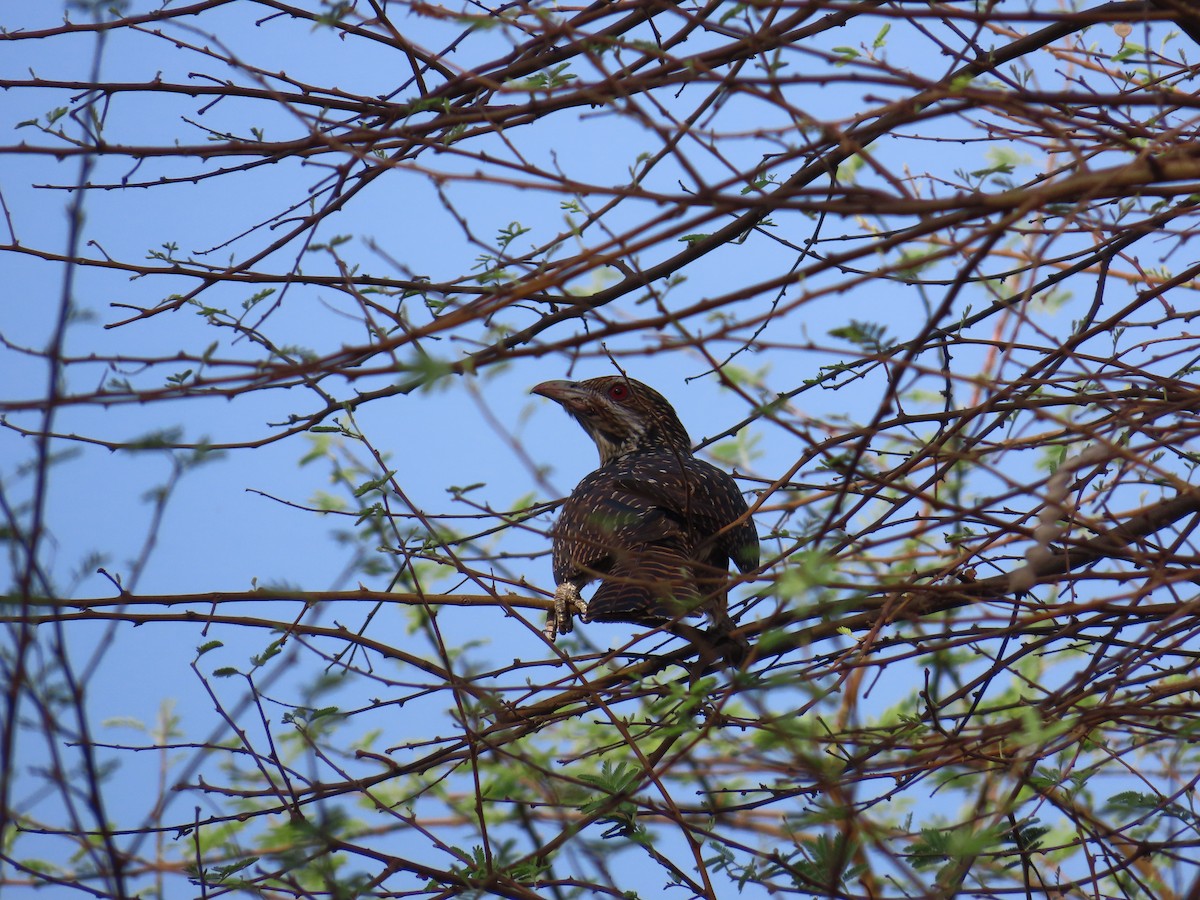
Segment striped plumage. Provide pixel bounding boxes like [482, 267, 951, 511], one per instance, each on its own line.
[532, 377, 759, 653]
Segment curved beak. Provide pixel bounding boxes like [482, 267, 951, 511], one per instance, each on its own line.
[531, 380, 588, 410]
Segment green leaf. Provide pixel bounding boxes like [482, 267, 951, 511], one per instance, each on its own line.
[196, 640, 224, 657]
[353, 471, 396, 497]
[251, 639, 283, 666]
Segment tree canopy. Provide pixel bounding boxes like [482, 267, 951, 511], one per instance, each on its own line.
[4, 1, 1200, 897]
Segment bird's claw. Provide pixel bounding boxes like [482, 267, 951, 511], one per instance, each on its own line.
[544, 583, 588, 642]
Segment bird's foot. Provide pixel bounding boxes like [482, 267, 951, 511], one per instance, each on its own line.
[544, 583, 588, 642]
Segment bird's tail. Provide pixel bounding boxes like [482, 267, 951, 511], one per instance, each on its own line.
[583, 549, 744, 672]
[585, 546, 748, 667]
[584, 546, 703, 623]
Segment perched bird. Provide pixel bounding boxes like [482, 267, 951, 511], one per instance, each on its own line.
[532, 376, 759, 660]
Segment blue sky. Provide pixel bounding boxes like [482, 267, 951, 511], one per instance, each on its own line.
[3, 2, 1194, 896]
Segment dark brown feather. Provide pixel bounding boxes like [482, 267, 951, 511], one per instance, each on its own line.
[533, 377, 759, 643]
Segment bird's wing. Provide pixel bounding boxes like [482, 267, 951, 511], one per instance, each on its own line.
[608, 457, 760, 572]
[551, 483, 686, 582]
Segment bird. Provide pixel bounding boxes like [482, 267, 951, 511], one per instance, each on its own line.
[531, 376, 759, 662]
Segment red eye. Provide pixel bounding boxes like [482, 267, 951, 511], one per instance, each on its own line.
[607, 382, 630, 402]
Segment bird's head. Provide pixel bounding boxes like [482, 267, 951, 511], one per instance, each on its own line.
[532, 376, 692, 464]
